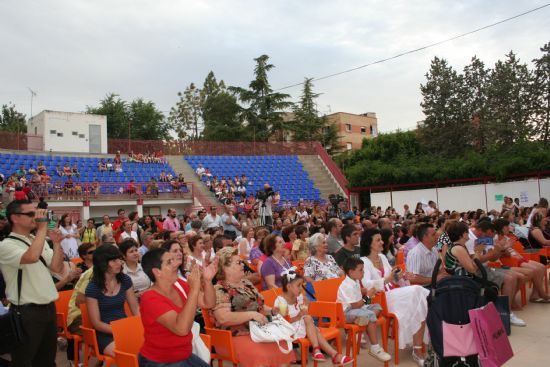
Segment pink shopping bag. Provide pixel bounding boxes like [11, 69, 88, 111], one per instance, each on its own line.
[442, 322, 477, 357]
[468, 302, 513, 367]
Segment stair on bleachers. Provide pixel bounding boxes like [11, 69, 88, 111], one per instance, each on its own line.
[183, 155, 321, 205]
[165, 155, 217, 208]
[298, 155, 345, 199]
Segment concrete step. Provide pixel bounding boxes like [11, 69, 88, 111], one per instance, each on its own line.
[165, 155, 218, 209]
[298, 155, 345, 201]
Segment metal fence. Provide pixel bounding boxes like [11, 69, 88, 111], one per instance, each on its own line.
[23, 181, 193, 202]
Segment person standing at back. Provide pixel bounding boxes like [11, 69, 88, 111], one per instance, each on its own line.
[163, 208, 181, 232]
[0, 199, 64, 367]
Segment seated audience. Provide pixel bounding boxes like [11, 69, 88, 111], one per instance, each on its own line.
[260, 234, 292, 289]
[360, 228, 429, 365]
[85, 245, 140, 357]
[304, 232, 343, 282]
[119, 239, 152, 297]
[337, 258, 391, 362]
[211, 247, 295, 367]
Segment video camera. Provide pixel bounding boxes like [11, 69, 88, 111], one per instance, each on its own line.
[255, 187, 275, 202]
[328, 194, 345, 219]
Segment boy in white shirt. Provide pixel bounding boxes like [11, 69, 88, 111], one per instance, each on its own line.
[337, 257, 392, 362]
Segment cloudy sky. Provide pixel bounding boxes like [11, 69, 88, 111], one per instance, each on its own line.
[2, 0, 549, 133]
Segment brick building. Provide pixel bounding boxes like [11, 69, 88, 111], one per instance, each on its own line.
[326, 112, 378, 150]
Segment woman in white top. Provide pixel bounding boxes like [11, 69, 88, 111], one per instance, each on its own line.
[303, 233, 343, 282]
[238, 226, 255, 258]
[119, 239, 152, 296]
[360, 228, 429, 366]
[202, 234, 216, 260]
[120, 220, 139, 244]
[59, 214, 79, 259]
[187, 235, 208, 268]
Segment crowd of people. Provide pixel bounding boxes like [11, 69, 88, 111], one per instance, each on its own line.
[0, 193, 549, 367]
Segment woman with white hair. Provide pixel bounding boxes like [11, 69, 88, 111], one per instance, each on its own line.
[303, 232, 343, 282]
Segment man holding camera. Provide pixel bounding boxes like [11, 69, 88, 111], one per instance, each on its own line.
[0, 199, 64, 367]
[256, 183, 274, 228]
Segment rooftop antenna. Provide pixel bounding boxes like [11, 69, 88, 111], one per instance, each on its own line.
[27, 87, 37, 120]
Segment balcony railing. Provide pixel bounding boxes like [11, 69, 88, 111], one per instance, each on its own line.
[25, 181, 193, 202]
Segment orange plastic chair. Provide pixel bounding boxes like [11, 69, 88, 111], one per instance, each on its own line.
[312, 277, 389, 367]
[55, 290, 82, 367]
[111, 316, 143, 367]
[396, 249, 404, 266]
[294, 301, 343, 367]
[292, 260, 305, 275]
[372, 291, 399, 364]
[260, 288, 283, 307]
[111, 315, 212, 367]
[79, 304, 115, 367]
[202, 308, 239, 367]
[487, 261, 527, 307]
[260, 289, 342, 367]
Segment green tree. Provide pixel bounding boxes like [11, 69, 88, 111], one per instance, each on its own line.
[201, 71, 226, 103]
[0, 103, 27, 133]
[86, 93, 128, 139]
[230, 54, 293, 141]
[169, 83, 203, 139]
[418, 57, 470, 155]
[532, 42, 550, 145]
[462, 56, 490, 151]
[289, 78, 342, 153]
[87, 93, 169, 140]
[128, 98, 169, 140]
[485, 51, 535, 145]
[202, 92, 244, 141]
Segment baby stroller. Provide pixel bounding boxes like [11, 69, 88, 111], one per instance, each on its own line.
[425, 259, 498, 367]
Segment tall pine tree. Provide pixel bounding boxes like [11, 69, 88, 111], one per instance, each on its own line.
[532, 42, 550, 145]
[486, 51, 535, 145]
[230, 55, 293, 141]
[419, 57, 469, 154]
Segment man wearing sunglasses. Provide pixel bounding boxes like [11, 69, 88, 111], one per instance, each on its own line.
[0, 199, 64, 367]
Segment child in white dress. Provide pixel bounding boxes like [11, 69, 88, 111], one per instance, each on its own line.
[274, 268, 354, 366]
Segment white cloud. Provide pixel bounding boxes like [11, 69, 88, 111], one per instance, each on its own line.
[1, 0, 549, 132]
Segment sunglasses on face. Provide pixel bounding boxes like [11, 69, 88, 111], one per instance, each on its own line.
[15, 212, 36, 217]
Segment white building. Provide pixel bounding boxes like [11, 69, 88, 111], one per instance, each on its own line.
[28, 110, 108, 153]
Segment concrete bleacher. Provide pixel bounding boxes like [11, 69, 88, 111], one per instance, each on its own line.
[184, 155, 321, 203]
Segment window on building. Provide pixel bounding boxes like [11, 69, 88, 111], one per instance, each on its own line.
[49, 130, 56, 134]
[34, 127, 37, 135]
[360, 126, 366, 135]
[345, 124, 352, 132]
[72, 131, 78, 136]
[57, 132, 63, 137]
[346, 142, 352, 151]
[370, 125, 374, 135]
[79, 134, 85, 138]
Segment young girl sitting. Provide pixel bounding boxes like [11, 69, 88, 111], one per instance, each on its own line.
[275, 268, 354, 366]
[337, 257, 392, 362]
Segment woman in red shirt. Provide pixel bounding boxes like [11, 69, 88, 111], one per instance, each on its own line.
[139, 247, 218, 367]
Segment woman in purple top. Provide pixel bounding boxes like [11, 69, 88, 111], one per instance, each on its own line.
[260, 234, 292, 289]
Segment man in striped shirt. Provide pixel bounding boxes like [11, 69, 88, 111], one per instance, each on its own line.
[406, 223, 440, 286]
